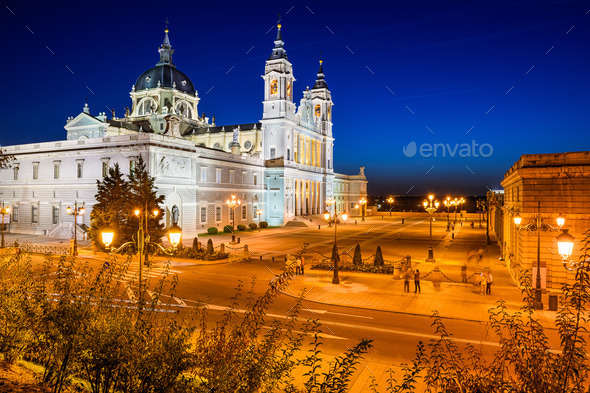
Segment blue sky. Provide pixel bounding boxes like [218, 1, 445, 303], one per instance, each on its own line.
[1, 0, 589, 195]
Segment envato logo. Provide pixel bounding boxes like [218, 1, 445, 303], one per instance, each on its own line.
[402, 140, 493, 158]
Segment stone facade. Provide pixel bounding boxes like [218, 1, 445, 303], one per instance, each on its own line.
[500, 151, 590, 291]
[0, 25, 367, 239]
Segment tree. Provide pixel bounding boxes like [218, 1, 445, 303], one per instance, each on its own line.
[123, 156, 166, 246]
[0, 148, 15, 170]
[89, 163, 130, 248]
[353, 244, 362, 265]
[374, 246, 384, 266]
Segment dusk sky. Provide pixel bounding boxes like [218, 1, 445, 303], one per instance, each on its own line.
[1, 0, 589, 196]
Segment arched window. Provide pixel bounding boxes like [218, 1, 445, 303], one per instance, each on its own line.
[315, 104, 321, 117]
[286, 81, 292, 98]
[270, 79, 278, 95]
[137, 97, 157, 116]
[213, 142, 221, 149]
[171, 205, 179, 224]
[174, 100, 193, 118]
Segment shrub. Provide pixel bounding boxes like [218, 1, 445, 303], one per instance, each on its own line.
[223, 225, 234, 233]
[206, 238, 214, 254]
[353, 244, 362, 265]
[192, 237, 199, 250]
[207, 227, 218, 235]
[374, 246, 384, 266]
[260, 221, 269, 229]
[237, 224, 246, 231]
[249, 223, 258, 230]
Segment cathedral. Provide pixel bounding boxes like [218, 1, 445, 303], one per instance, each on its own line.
[0, 24, 367, 239]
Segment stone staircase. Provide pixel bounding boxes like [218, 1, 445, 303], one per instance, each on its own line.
[46, 222, 87, 240]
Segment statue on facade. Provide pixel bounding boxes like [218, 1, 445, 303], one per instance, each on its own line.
[232, 126, 240, 144]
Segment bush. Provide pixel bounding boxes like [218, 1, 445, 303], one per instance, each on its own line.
[249, 223, 258, 230]
[259, 221, 269, 229]
[353, 244, 362, 265]
[374, 246, 384, 266]
[207, 227, 218, 235]
[237, 224, 246, 231]
[206, 238, 214, 254]
[223, 225, 234, 233]
[192, 237, 199, 250]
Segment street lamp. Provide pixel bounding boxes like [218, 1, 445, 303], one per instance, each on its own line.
[324, 202, 348, 284]
[423, 194, 439, 262]
[66, 202, 85, 256]
[387, 197, 394, 216]
[0, 202, 10, 248]
[256, 209, 262, 230]
[443, 197, 452, 230]
[359, 197, 367, 221]
[513, 202, 565, 310]
[556, 229, 576, 271]
[101, 212, 181, 293]
[226, 194, 241, 242]
[458, 197, 465, 226]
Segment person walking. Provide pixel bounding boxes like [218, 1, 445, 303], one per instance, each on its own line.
[480, 273, 486, 295]
[414, 269, 421, 293]
[295, 257, 301, 275]
[461, 263, 467, 283]
[486, 272, 493, 295]
[300, 256, 305, 275]
[403, 269, 411, 292]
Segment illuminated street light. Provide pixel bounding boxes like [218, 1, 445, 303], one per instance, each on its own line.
[513, 202, 565, 309]
[226, 194, 241, 242]
[387, 197, 394, 216]
[359, 197, 367, 221]
[256, 209, 262, 230]
[0, 202, 10, 248]
[423, 195, 439, 262]
[324, 201, 348, 284]
[66, 202, 85, 256]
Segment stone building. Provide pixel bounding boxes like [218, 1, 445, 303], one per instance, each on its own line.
[0, 24, 367, 239]
[500, 151, 590, 291]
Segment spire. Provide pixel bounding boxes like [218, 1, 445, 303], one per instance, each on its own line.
[157, 20, 175, 66]
[312, 59, 329, 89]
[268, 22, 288, 60]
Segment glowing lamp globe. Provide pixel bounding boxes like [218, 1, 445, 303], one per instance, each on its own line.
[324, 211, 330, 221]
[513, 213, 522, 226]
[556, 214, 565, 228]
[342, 212, 348, 222]
[101, 228, 114, 248]
[168, 224, 182, 248]
[556, 229, 575, 260]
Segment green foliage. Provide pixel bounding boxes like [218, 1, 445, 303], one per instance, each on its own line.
[248, 223, 258, 230]
[312, 260, 395, 274]
[207, 227, 218, 235]
[353, 244, 362, 265]
[206, 238, 214, 254]
[259, 221, 269, 229]
[237, 224, 246, 231]
[223, 225, 234, 233]
[374, 246, 384, 266]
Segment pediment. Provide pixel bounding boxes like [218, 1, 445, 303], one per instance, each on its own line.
[65, 112, 104, 130]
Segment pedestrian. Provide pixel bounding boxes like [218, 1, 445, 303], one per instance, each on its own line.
[414, 269, 421, 293]
[470, 222, 474, 229]
[461, 263, 467, 283]
[486, 272, 493, 295]
[300, 256, 305, 275]
[480, 273, 486, 295]
[295, 257, 301, 275]
[403, 269, 411, 292]
[477, 249, 484, 264]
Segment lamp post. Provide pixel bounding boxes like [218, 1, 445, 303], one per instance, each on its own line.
[557, 228, 576, 271]
[513, 202, 565, 310]
[423, 195, 439, 262]
[476, 199, 486, 229]
[101, 213, 182, 294]
[458, 197, 465, 226]
[0, 202, 10, 248]
[66, 202, 85, 256]
[387, 197, 394, 216]
[443, 197, 451, 230]
[324, 199, 348, 284]
[359, 197, 367, 221]
[226, 194, 241, 242]
[256, 209, 262, 231]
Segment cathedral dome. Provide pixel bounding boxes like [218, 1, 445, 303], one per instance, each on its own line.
[134, 28, 196, 96]
[135, 64, 195, 95]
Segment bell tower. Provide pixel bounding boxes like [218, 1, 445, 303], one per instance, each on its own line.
[311, 59, 334, 171]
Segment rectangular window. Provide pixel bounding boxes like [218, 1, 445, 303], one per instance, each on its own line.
[216, 169, 221, 184]
[242, 205, 247, 220]
[229, 170, 235, 184]
[52, 206, 59, 224]
[270, 147, 276, 159]
[32, 163, 39, 179]
[53, 162, 60, 179]
[31, 206, 38, 224]
[216, 207, 221, 221]
[287, 148, 291, 161]
[200, 167, 207, 182]
[242, 171, 246, 184]
[76, 162, 83, 178]
[253, 173, 258, 185]
[102, 161, 109, 177]
[12, 206, 18, 222]
[13, 167, 19, 180]
[129, 160, 136, 176]
[200, 206, 207, 222]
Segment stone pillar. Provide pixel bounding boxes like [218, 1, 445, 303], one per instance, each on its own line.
[230, 142, 240, 155]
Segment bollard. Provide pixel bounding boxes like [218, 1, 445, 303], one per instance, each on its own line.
[260, 255, 262, 261]
[272, 256, 275, 262]
[452, 233, 455, 240]
[318, 225, 321, 229]
[402, 218, 405, 224]
[238, 237, 241, 244]
[355, 220, 358, 225]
